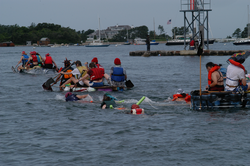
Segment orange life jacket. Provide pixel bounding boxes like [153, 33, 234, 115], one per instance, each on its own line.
[64, 69, 73, 79]
[172, 94, 191, 103]
[208, 65, 220, 85]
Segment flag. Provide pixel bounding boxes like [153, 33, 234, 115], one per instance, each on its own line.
[167, 19, 171, 25]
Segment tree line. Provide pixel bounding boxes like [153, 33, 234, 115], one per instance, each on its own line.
[229, 24, 249, 38]
[0, 22, 190, 44]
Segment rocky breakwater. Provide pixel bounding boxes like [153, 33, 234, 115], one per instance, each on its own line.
[129, 50, 247, 57]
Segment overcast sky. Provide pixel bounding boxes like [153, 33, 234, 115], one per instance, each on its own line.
[0, 0, 249, 38]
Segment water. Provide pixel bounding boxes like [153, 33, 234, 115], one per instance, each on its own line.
[1, 43, 250, 166]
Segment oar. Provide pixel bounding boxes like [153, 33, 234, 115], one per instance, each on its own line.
[42, 62, 75, 91]
[11, 66, 17, 73]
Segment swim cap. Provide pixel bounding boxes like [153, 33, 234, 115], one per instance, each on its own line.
[114, 58, 121, 65]
[131, 104, 140, 109]
[65, 92, 72, 98]
[91, 57, 98, 63]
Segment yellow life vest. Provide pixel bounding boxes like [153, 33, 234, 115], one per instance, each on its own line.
[76, 66, 87, 79]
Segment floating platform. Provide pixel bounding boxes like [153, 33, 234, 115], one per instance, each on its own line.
[190, 90, 250, 110]
[129, 50, 247, 56]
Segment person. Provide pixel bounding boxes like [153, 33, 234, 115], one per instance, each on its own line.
[15, 51, 29, 71]
[101, 93, 117, 109]
[145, 35, 150, 51]
[25, 51, 39, 69]
[205, 62, 224, 91]
[189, 39, 195, 50]
[54, 58, 74, 90]
[225, 54, 250, 92]
[60, 60, 88, 88]
[89, 57, 112, 85]
[65, 92, 89, 102]
[110, 58, 127, 87]
[43, 53, 58, 70]
[172, 89, 191, 104]
[79, 62, 105, 87]
[90, 57, 105, 73]
[36, 52, 43, 67]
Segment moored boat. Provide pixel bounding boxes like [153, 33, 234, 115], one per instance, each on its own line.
[233, 38, 250, 45]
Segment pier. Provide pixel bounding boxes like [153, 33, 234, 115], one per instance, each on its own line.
[129, 50, 247, 57]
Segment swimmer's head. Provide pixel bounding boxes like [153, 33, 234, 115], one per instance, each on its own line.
[65, 92, 72, 98]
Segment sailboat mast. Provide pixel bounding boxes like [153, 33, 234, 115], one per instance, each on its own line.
[153, 17, 155, 39]
[99, 17, 101, 40]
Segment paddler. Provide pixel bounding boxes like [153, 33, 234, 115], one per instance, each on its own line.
[65, 92, 90, 102]
[205, 62, 224, 91]
[225, 54, 250, 92]
[60, 60, 87, 88]
[25, 51, 39, 69]
[110, 58, 127, 87]
[15, 51, 29, 71]
[88, 57, 112, 85]
[79, 62, 105, 87]
[43, 53, 58, 70]
[36, 52, 43, 67]
[54, 58, 74, 90]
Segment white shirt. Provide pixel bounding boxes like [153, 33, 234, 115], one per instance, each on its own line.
[71, 68, 84, 85]
[225, 64, 245, 91]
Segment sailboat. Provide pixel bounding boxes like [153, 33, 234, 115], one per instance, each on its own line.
[123, 28, 131, 45]
[85, 18, 110, 47]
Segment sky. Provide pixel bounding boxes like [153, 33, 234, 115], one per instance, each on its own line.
[0, 0, 249, 38]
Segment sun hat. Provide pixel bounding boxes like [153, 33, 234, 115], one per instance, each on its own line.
[176, 89, 185, 94]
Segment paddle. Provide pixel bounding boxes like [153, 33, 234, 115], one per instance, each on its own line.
[125, 80, 134, 88]
[12, 66, 17, 73]
[42, 62, 75, 91]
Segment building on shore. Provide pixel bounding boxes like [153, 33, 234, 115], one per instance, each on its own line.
[37, 37, 50, 46]
[88, 25, 131, 39]
[0, 41, 15, 47]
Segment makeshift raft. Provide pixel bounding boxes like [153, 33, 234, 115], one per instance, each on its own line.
[190, 90, 250, 110]
[63, 86, 129, 92]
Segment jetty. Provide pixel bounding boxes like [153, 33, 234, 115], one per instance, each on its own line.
[129, 50, 247, 57]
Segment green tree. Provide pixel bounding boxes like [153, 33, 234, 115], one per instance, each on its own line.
[158, 25, 165, 35]
[232, 28, 241, 38]
[171, 26, 189, 38]
[241, 26, 248, 38]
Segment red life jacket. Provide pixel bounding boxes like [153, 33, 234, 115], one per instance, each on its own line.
[31, 55, 38, 62]
[96, 64, 105, 74]
[90, 68, 104, 81]
[208, 65, 220, 85]
[228, 59, 245, 72]
[44, 56, 53, 64]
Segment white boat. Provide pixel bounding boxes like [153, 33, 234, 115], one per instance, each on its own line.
[166, 35, 215, 45]
[233, 38, 250, 45]
[85, 39, 110, 47]
[85, 18, 110, 47]
[134, 38, 146, 45]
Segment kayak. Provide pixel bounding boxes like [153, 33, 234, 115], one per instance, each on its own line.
[63, 86, 127, 92]
[190, 90, 250, 110]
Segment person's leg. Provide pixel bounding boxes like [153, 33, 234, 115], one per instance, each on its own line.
[83, 79, 90, 86]
[61, 77, 78, 87]
[247, 83, 250, 90]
